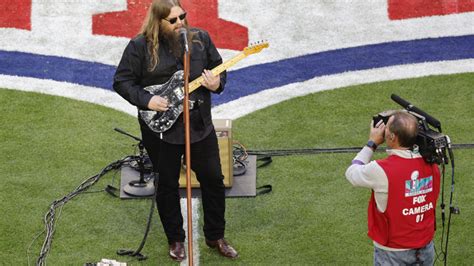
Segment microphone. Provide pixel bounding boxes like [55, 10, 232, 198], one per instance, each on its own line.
[179, 28, 189, 52]
[390, 94, 441, 130]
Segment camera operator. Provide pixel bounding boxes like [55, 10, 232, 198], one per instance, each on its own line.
[345, 111, 440, 265]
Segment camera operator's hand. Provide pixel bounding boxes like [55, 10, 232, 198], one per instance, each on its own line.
[369, 120, 386, 146]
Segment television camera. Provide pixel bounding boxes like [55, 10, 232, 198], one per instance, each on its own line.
[373, 94, 451, 165]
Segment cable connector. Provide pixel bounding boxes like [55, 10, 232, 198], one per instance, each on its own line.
[450, 206, 460, 215]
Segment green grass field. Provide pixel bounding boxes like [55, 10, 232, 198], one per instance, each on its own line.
[1, 72, 473, 265]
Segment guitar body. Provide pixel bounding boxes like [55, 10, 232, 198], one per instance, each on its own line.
[139, 70, 186, 133]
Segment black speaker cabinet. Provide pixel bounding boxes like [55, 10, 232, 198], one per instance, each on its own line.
[178, 119, 233, 188]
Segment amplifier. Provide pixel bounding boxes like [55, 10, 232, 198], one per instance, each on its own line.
[178, 119, 233, 188]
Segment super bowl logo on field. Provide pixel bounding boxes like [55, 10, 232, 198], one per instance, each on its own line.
[0, 0, 473, 119]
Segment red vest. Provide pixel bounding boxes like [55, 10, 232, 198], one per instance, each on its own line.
[368, 155, 440, 249]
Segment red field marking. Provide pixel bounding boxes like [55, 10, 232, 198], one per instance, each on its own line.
[389, 0, 474, 20]
[181, 0, 248, 50]
[0, 0, 31, 30]
[93, 0, 248, 50]
[92, 0, 150, 40]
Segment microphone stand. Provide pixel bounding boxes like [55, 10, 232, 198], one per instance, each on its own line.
[114, 128, 154, 197]
[182, 35, 193, 266]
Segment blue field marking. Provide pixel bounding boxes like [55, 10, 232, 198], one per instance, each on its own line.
[0, 50, 116, 89]
[213, 34, 474, 105]
[1, 35, 473, 106]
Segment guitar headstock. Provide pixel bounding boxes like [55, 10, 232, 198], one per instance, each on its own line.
[243, 41, 269, 56]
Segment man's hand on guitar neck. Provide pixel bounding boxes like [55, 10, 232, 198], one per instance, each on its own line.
[201, 69, 220, 92]
[147, 96, 169, 112]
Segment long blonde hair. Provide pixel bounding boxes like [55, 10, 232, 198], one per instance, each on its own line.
[140, 0, 182, 72]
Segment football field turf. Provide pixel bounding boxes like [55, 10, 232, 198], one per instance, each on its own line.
[1, 72, 473, 265]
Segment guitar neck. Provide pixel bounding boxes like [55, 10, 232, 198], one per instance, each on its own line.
[189, 52, 247, 93]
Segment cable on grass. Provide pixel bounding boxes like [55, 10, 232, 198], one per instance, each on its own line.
[246, 143, 474, 157]
[32, 156, 136, 266]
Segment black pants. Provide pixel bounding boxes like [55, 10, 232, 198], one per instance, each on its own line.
[142, 128, 226, 244]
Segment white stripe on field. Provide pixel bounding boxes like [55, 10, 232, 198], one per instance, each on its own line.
[1, 1, 473, 67]
[1, 59, 473, 122]
[181, 198, 200, 265]
[218, 0, 474, 70]
[211, 59, 474, 120]
[0, 75, 136, 117]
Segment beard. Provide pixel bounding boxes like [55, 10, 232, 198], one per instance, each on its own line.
[161, 27, 184, 58]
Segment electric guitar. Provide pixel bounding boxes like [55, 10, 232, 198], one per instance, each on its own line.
[139, 41, 269, 133]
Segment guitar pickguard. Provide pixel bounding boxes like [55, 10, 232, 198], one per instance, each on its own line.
[139, 70, 186, 133]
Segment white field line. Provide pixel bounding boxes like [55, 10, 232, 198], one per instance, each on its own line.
[1, 1, 473, 67]
[212, 59, 474, 120]
[2, 59, 473, 122]
[0, 75, 137, 117]
[180, 198, 200, 266]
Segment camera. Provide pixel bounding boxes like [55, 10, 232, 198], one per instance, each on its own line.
[414, 119, 448, 164]
[372, 110, 395, 126]
[373, 95, 450, 165]
[372, 110, 448, 164]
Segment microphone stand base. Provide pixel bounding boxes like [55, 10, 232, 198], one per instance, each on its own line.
[123, 181, 155, 197]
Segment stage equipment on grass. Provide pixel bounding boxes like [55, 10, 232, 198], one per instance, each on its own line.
[178, 119, 234, 187]
[114, 128, 154, 197]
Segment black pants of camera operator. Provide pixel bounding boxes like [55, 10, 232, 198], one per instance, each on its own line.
[142, 128, 226, 244]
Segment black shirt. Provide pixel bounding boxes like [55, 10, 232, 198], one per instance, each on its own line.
[113, 28, 226, 144]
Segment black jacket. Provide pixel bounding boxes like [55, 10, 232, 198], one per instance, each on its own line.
[113, 28, 226, 144]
